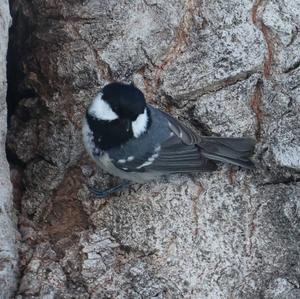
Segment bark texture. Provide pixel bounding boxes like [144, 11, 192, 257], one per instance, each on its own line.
[7, 0, 300, 298]
[0, 0, 18, 297]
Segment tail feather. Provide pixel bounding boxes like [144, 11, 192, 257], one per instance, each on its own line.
[198, 137, 255, 169]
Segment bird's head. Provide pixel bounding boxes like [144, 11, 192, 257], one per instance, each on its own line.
[88, 82, 149, 138]
[86, 82, 151, 150]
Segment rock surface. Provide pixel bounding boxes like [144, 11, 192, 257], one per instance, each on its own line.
[0, 0, 18, 297]
[6, 0, 300, 298]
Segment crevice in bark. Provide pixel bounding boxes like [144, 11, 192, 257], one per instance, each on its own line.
[6, 3, 33, 216]
[286, 26, 299, 47]
[155, 0, 196, 77]
[138, 0, 198, 102]
[164, 70, 259, 101]
[260, 176, 300, 186]
[190, 117, 214, 136]
[6, 3, 37, 125]
[5, 4, 61, 296]
[252, 0, 274, 79]
[250, 79, 263, 141]
[284, 59, 300, 74]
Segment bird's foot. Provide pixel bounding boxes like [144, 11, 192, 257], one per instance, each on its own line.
[88, 180, 131, 198]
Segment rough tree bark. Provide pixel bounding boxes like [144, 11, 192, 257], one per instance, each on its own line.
[5, 0, 300, 298]
[0, 0, 18, 297]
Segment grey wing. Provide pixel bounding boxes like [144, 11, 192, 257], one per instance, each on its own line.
[157, 109, 202, 145]
[112, 108, 217, 173]
[142, 135, 217, 173]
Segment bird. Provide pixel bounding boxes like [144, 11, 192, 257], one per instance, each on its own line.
[82, 82, 255, 197]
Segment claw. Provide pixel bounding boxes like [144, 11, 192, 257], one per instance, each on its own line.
[88, 180, 131, 198]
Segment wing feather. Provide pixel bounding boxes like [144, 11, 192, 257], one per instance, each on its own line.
[110, 107, 217, 173]
[158, 109, 202, 145]
[145, 139, 217, 173]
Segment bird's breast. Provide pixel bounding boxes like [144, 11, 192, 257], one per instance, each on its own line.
[85, 113, 134, 150]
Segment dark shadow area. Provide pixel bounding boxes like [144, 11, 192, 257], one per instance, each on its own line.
[6, 1, 36, 126]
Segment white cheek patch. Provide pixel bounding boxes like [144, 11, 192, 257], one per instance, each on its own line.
[132, 108, 148, 138]
[89, 93, 118, 121]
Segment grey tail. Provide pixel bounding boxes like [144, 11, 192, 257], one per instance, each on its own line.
[198, 137, 256, 169]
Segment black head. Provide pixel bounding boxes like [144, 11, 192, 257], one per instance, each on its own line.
[86, 82, 151, 151]
[102, 82, 146, 121]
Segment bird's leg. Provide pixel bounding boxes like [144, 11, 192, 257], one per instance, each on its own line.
[88, 180, 131, 198]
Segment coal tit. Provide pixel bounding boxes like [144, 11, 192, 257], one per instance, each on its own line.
[83, 82, 255, 197]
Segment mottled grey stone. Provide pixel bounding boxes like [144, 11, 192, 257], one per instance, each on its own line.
[0, 0, 18, 297]
[194, 75, 258, 137]
[161, 0, 265, 100]
[261, 0, 300, 72]
[6, 0, 300, 298]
